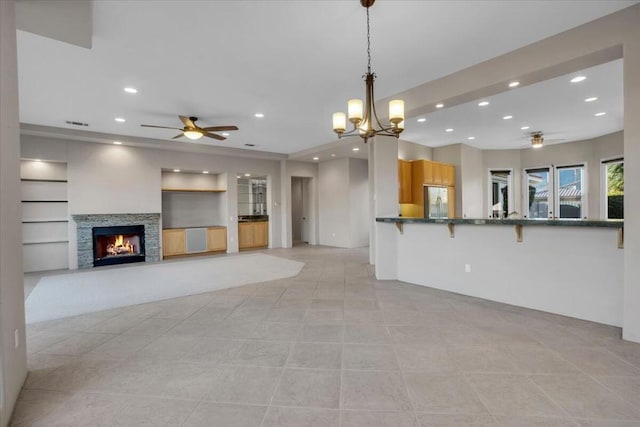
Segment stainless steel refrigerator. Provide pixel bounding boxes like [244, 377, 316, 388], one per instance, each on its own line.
[424, 186, 449, 219]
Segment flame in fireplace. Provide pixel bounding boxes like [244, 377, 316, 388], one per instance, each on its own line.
[106, 235, 135, 256]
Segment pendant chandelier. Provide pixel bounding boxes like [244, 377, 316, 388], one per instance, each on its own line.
[332, 0, 405, 143]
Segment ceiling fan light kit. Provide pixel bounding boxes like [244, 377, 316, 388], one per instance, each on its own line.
[332, 0, 404, 143]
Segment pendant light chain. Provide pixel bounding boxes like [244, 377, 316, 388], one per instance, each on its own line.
[366, 6, 372, 74]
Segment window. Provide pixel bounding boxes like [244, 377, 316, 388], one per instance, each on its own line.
[524, 164, 586, 219]
[555, 164, 585, 219]
[489, 169, 513, 218]
[525, 168, 551, 219]
[603, 158, 623, 219]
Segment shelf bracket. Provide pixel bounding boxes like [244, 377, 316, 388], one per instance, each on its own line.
[515, 224, 523, 243]
[395, 222, 404, 235]
[447, 223, 455, 238]
[618, 228, 624, 249]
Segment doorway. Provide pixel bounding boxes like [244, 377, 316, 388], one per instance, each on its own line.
[291, 177, 312, 246]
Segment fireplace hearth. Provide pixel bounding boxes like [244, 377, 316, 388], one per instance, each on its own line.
[93, 225, 145, 267]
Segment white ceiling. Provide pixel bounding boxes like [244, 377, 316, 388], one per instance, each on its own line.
[401, 59, 624, 150]
[16, 1, 636, 155]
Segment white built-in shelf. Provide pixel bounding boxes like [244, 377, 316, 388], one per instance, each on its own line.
[161, 188, 226, 193]
[21, 178, 68, 183]
[22, 219, 68, 224]
[23, 240, 69, 245]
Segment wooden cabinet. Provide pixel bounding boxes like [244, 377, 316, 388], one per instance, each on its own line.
[431, 162, 443, 185]
[163, 227, 227, 257]
[398, 160, 412, 203]
[163, 229, 186, 256]
[442, 164, 455, 186]
[400, 159, 456, 219]
[239, 221, 268, 249]
[207, 227, 227, 252]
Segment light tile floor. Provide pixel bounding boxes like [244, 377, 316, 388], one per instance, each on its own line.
[12, 246, 640, 426]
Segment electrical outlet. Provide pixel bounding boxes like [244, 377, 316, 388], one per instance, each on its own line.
[465, 264, 471, 273]
[14, 329, 19, 348]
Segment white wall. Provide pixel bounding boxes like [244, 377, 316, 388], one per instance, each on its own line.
[395, 223, 624, 326]
[398, 139, 432, 161]
[318, 157, 370, 249]
[21, 135, 285, 268]
[460, 144, 484, 218]
[0, 0, 27, 423]
[349, 158, 370, 248]
[319, 158, 351, 248]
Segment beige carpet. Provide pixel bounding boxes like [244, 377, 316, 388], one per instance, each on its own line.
[26, 253, 304, 323]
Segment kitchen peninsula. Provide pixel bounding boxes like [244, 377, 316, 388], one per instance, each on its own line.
[376, 216, 624, 327]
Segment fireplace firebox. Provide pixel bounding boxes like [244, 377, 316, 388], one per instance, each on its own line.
[92, 225, 145, 267]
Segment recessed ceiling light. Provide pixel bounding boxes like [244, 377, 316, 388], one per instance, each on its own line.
[503, 115, 513, 120]
[113, 141, 122, 145]
[521, 126, 530, 130]
[435, 103, 444, 109]
[173, 169, 181, 173]
[571, 76, 586, 83]
[202, 170, 209, 174]
[237, 175, 241, 179]
[123, 87, 138, 94]
[244, 173, 251, 177]
[478, 101, 490, 107]
[467, 136, 475, 140]
[445, 128, 454, 132]
[254, 113, 264, 118]
[33, 159, 42, 162]
[417, 118, 427, 123]
[352, 147, 360, 152]
[508, 81, 520, 88]
[313, 157, 319, 161]
[114, 117, 126, 123]
[594, 112, 606, 117]
[331, 154, 336, 157]
[222, 132, 230, 136]
[584, 97, 598, 102]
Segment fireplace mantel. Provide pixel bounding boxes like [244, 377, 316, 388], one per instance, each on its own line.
[72, 213, 160, 269]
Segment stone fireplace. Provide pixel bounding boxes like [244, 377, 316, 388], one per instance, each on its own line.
[73, 213, 160, 269]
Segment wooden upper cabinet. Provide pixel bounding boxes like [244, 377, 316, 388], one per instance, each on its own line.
[442, 164, 455, 186]
[431, 162, 444, 185]
[398, 160, 412, 203]
[422, 161, 433, 185]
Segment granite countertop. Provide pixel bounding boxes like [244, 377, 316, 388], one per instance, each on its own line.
[376, 217, 624, 228]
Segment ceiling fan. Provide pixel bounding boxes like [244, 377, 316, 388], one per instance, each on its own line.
[521, 131, 564, 149]
[141, 115, 238, 141]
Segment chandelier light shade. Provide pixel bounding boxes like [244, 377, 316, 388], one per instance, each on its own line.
[332, 0, 405, 143]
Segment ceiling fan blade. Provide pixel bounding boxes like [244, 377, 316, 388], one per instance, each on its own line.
[202, 125, 239, 132]
[203, 132, 226, 141]
[171, 134, 184, 139]
[179, 115, 195, 128]
[141, 124, 181, 130]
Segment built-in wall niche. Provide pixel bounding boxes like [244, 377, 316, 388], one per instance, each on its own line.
[237, 176, 267, 216]
[161, 170, 227, 229]
[20, 160, 69, 272]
